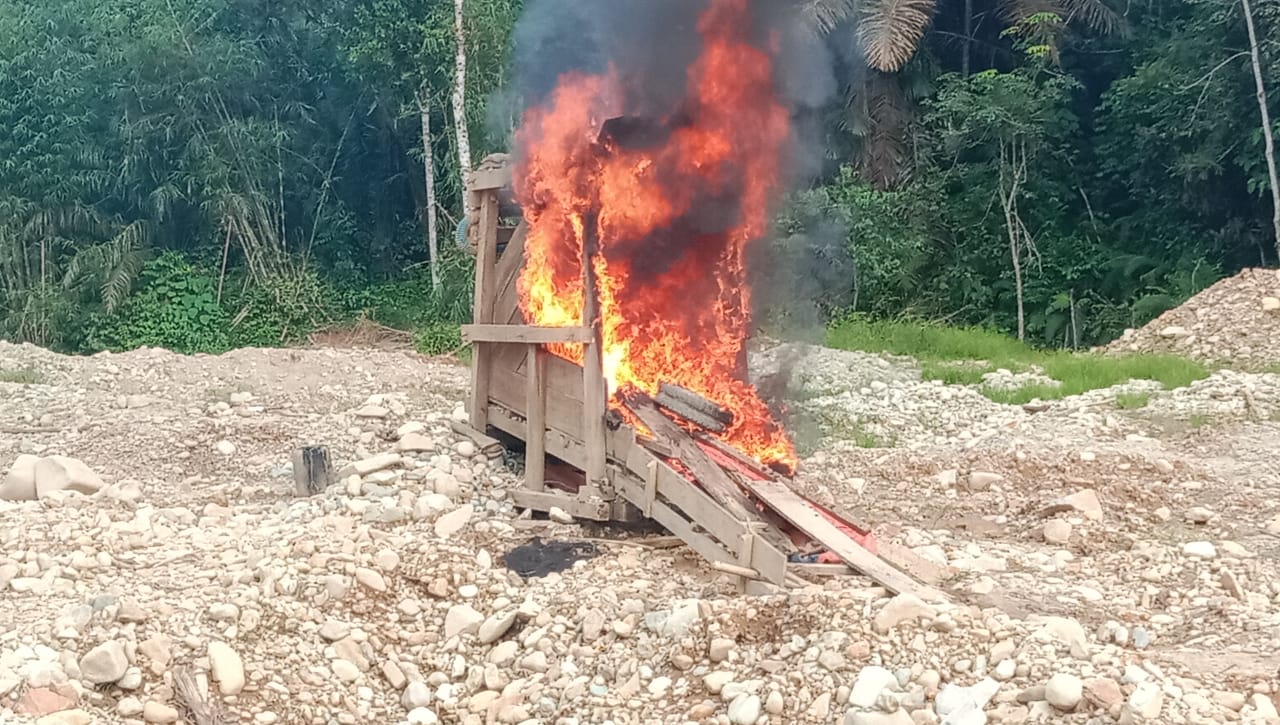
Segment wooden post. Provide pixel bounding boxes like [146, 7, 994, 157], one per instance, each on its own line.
[292, 446, 332, 497]
[581, 213, 609, 493]
[525, 344, 546, 492]
[468, 189, 499, 430]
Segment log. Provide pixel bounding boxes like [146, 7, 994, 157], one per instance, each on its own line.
[657, 382, 733, 426]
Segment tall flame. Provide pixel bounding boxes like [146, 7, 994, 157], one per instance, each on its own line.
[513, 0, 797, 473]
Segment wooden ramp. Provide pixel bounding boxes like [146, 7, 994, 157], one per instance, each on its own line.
[457, 155, 948, 600]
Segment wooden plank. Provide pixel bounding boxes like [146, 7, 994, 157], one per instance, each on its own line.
[468, 190, 500, 430]
[525, 345, 547, 493]
[462, 324, 593, 344]
[510, 488, 612, 521]
[738, 476, 942, 601]
[468, 165, 511, 191]
[614, 473, 788, 587]
[486, 404, 588, 472]
[623, 395, 757, 523]
[614, 447, 788, 585]
[487, 356, 586, 444]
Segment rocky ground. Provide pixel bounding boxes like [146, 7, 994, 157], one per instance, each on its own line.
[2, 337, 1279, 725]
[1104, 267, 1280, 368]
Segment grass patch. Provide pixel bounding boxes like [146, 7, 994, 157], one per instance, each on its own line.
[1115, 392, 1151, 410]
[801, 408, 896, 448]
[0, 366, 44, 384]
[826, 315, 1209, 402]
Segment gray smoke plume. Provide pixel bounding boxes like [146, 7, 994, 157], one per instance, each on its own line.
[507, 0, 838, 183]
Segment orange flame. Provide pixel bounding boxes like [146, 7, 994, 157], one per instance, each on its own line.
[513, 0, 797, 473]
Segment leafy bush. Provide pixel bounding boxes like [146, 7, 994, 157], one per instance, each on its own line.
[222, 268, 338, 348]
[86, 252, 231, 354]
[413, 321, 463, 355]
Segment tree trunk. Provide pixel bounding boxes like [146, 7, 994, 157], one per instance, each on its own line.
[452, 0, 472, 177]
[1241, 0, 1280, 261]
[419, 88, 441, 291]
[999, 143, 1027, 341]
[962, 0, 973, 75]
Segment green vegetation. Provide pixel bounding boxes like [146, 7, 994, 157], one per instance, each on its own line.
[827, 315, 1209, 402]
[0, 0, 1277, 362]
[1116, 392, 1152, 410]
[0, 367, 43, 385]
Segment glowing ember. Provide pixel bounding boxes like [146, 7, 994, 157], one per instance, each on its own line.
[513, 0, 797, 474]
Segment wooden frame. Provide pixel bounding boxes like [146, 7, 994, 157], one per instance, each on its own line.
[459, 155, 947, 599]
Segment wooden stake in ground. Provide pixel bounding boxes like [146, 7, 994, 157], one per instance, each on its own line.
[1240, 0, 1280, 261]
[292, 445, 332, 496]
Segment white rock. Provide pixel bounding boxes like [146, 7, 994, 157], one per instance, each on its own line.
[332, 659, 361, 682]
[207, 641, 246, 695]
[142, 701, 179, 723]
[849, 666, 900, 709]
[548, 506, 573, 524]
[455, 441, 477, 457]
[215, 440, 236, 456]
[434, 505, 473, 538]
[1043, 519, 1072, 545]
[34, 456, 105, 498]
[444, 605, 485, 639]
[1183, 541, 1217, 558]
[936, 678, 1000, 720]
[1262, 297, 1280, 313]
[355, 567, 387, 592]
[0, 454, 39, 500]
[406, 708, 439, 725]
[79, 640, 128, 684]
[843, 710, 914, 725]
[477, 611, 516, 644]
[1128, 681, 1164, 719]
[728, 693, 761, 725]
[1045, 673, 1083, 710]
[873, 592, 936, 633]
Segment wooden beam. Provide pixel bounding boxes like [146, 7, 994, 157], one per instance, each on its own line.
[581, 216, 608, 490]
[462, 324, 593, 344]
[468, 190, 500, 430]
[524, 346, 547, 492]
[737, 476, 943, 601]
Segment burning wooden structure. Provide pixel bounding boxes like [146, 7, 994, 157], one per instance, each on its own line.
[457, 155, 945, 598]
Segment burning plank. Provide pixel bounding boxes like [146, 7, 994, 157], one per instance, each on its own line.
[620, 389, 757, 524]
[654, 382, 734, 433]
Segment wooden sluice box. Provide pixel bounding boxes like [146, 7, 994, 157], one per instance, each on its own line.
[456, 155, 945, 599]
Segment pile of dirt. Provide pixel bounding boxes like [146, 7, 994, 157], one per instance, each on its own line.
[1105, 267, 1280, 368]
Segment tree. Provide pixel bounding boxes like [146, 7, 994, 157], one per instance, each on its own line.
[1240, 0, 1280, 259]
[453, 0, 473, 177]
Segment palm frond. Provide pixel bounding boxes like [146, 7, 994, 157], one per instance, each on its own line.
[799, 0, 859, 35]
[1060, 0, 1124, 35]
[858, 0, 938, 73]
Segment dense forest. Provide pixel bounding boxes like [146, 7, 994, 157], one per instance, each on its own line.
[0, 0, 1277, 355]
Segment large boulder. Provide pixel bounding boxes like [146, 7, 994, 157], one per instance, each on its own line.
[0, 455, 105, 501]
[0, 454, 39, 500]
[35, 456, 105, 497]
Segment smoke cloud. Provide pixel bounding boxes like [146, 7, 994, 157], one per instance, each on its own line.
[509, 0, 838, 181]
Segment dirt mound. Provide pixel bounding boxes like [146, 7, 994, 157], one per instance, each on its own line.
[1106, 267, 1280, 368]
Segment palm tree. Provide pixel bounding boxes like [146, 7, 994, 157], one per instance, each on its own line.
[799, 0, 1123, 187]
